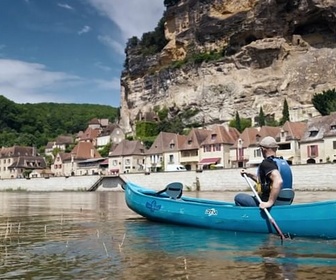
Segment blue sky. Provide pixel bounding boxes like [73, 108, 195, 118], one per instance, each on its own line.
[0, 0, 165, 107]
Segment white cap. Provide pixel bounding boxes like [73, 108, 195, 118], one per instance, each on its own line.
[259, 136, 279, 148]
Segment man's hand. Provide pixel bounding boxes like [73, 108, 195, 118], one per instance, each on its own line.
[259, 201, 273, 209]
[240, 169, 249, 177]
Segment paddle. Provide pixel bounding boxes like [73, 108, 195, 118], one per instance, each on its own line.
[243, 174, 286, 244]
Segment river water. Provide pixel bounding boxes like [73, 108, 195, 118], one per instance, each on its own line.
[0, 191, 336, 280]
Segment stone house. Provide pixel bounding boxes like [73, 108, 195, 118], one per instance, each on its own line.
[300, 113, 336, 164]
[44, 135, 74, 158]
[51, 142, 102, 176]
[96, 124, 125, 148]
[145, 131, 187, 172]
[275, 121, 307, 165]
[230, 126, 281, 168]
[179, 128, 211, 171]
[199, 125, 240, 169]
[108, 140, 147, 174]
[0, 146, 46, 179]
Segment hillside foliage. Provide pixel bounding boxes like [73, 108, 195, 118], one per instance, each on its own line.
[0, 95, 118, 151]
[312, 89, 336, 116]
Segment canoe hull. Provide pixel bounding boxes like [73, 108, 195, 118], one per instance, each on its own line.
[125, 182, 336, 239]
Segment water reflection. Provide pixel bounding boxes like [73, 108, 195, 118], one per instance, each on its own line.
[0, 191, 336, 279]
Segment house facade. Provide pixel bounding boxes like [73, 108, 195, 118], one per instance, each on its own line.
[108, 140, 146, 174]
[300, 113, 336, 164]
[0, 146, 47, 179]
[145, 132, 187, 172]
[179, 128, 211, 171]
[51, 142, 102, 176]
[199, 125, 240, 169]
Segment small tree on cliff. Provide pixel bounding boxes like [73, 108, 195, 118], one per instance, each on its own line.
[280, 98, 290, 125]
[229, 112, 251, 133]
[258, 106, 265, 127]
[312, 88, 336, 116]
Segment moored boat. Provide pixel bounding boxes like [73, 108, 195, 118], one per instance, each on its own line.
[124, 181, 336, 239]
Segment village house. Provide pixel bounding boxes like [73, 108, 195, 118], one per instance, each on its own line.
[179, 128, 211, 171]
[51, 142, 103, 176]
[96, 123, 125, 148]
[0, 146, 47, 179]
[199, 125, 240, 169]
[145, 131, 187, 172]
[300, 113, 336, 164]
[44, 135, 74, 158]
[275, 121, 307, 165]
[108, 140, 146, 174]
[229, 126, 281, 168]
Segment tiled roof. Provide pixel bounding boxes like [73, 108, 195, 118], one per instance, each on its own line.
[79, 127, 100, 141]
[146, 132, 187, 155]
[201, 125, 240, 146]
[71, 142, 101, 160]
[180, 128, 211, 150]
[59, 152, 72, 162]
[232, 126, 281, 148]
[300, 112, 336, 142]
[55, 135, 73, 145]
[110, 140, 146, 156]
[8, 156, 46, 169]
[100, 124, 121, 136]
[277, 121, 307, 140]
[0, 146, 35, 157]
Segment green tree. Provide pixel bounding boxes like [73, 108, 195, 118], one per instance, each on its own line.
[258, 106, 265, 126]
[99, 142, 112, 157]
[229, 113, 251, 133]
[312, 89, 336, 116]
[280, 98, 290, 125]
[235, 112, 242, 132]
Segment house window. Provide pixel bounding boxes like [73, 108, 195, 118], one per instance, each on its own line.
[188, 140, 192, 145]
[204, 145, 211, 152]
[112, 160, 117, 166]
[309, 130, 318, 137]
[254, 149, 262, 157]
[214, 144, 221, 151]
[169, 155, 174, 163]
[211, 134, 216, 140]
[331, 125, 336, 131]
[125, 159, 130, 165]
[170, 143, 175, 149]
[308, 145, 318, 157]
[333, 141, 336, 150]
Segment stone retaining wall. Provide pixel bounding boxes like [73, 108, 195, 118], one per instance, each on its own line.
[0, 164, 335, 191]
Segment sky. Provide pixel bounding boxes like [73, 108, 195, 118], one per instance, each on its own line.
[0, 0, 165, 107]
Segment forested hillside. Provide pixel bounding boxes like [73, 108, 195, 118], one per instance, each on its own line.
[0, 95, 119, 151]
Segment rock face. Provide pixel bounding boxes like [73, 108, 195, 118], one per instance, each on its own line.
[119, 0, 336, 134]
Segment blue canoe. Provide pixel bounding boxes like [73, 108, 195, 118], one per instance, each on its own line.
[124, 181, 336, 239]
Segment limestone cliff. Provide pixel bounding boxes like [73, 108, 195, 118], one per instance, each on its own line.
[119, 0, 336, 134]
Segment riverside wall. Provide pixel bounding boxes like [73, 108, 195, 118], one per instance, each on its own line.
[0, 164, 335, 192]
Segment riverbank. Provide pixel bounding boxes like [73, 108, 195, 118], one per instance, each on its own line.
[0, 164, 335, 192]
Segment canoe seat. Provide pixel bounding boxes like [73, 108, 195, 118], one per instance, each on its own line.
[157, 182, 183, 199]
[274, 188, 295, 206]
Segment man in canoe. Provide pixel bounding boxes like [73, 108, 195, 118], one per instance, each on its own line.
[234, 136, 293, 208]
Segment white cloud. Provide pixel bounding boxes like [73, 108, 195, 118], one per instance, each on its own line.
[87, 0, 164, 41]
[94, 77, 120, 90]
[0, 59, 81, 103]
[78, 25, 91, 35]
[94, 61, 112, 72]
[57, 3, 74, 10]
[98, 35, 125, 55]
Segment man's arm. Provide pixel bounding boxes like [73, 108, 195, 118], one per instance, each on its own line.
[259, 169, 283, 209]
[240, 169, 257, 182]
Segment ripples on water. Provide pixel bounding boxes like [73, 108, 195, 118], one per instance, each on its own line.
[0, 191, 336, 279]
